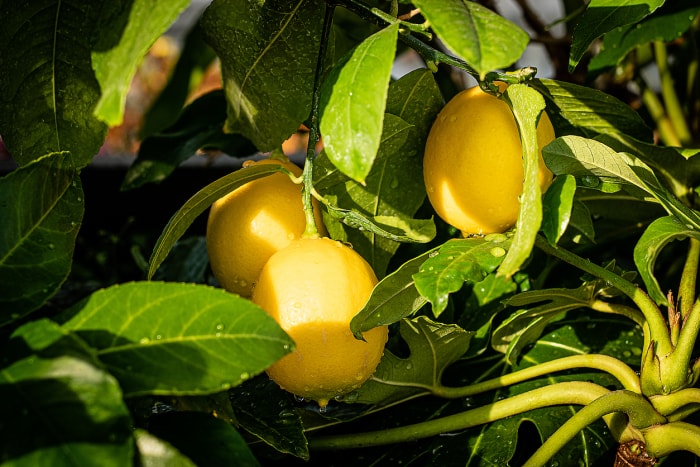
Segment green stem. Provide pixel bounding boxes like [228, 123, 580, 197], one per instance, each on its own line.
[678, 238, 700, 320]
[534, 235, 672, 356]
[301, 4, 335, 238]
[523, 391, 666, 467]
[638, 77, 682, 147]
[672, 297, 700, 381]
[642, 421, 700, 458]
[431, 354, 641, 397]
[654, 41, 692, 146]
[650, 388, 700, 418]
[309, 382, 610, 450]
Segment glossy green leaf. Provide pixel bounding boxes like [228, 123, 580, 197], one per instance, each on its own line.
[147, 411, 260, 466]
[201, 0, 325, 151]
[0, 152, 83, 325]
[542, 174, 578, 245]
[92, 0, 190, 126]
[0, 0, 106, 167]
[533, 79, 652, 142]
[122, 90, 257, 190]
[315, 113, 434, 276]
[350, 248, 437, 339]
[568, 198, 596, 243]
[344, 316, 473, 406]
[498, 84, 547, 278]
[385, 69, 444, 144]
[569, 0, 665, 71]
[135, 430, 197, 467]
[320, 23, 398, 183]
[147, 163, 281, 279]
[413, 237, 511, 316]
[414, 0, 528, 77]
[0, 321, 133, 465]
[634, 216, 700, 305]
[60, 281, 293, 396]
[588, 0, 700, 76]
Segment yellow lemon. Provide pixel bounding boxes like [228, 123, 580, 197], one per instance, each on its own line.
[206, 158, 326, 297]
[252, 237, 388, 407]
[423, 84, 555, 235]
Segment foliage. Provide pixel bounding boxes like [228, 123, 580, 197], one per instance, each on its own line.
[1, 0, 700, 465]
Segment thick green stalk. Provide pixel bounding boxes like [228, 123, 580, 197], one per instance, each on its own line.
[523, 391, 666, 467]
[654, 41, 692, 146]
[650, 388, 700, 418]
[310, 382, 610, 450]
[638, 77, 681, 147]
[678, 238, 700, 320]
[643, 421, 700, 458]
[301, 4, 335, 238]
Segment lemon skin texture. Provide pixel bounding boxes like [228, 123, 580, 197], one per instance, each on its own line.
[423, 85, 555, 235]
[252, 237, 389, 407]
[206, 158, 326, 297]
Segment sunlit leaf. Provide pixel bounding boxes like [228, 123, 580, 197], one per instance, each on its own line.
[542, 174, 578, 245]
[0, 152, 83, 325]
[320, 23, 398, 182]
[60, 282, 293, 396]
[135, 430, 197, 467]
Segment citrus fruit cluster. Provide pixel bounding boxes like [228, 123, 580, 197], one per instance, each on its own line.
[206, 157, 387, 407]
[423, 84, 555, 236]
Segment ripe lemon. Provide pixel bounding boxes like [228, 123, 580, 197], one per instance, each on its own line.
[252, 237, 388, 407]
[206, 158, 326, 297]
[423, 84, 555, 235]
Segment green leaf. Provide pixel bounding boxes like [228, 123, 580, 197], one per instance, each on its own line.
[0, 152, 83, 325]
[498, 84, 548, 278]
[92, 0, 190, 126]
[0, 1, 106, 167]
[0, 342, 133, 465]
[200, 0, 325, 151]
[385, 68, 444, 144]
[569, 0, 665, 71]
[152, 236, 210, 283]
[122, 90, 257, 190]
[634, 216, 700, 305]
[350, 248, 437, 339]
[414, 0, 529, 78]
[542, 174, 578, 245]
[135, 430, 197, 467]
[315, 113, 434, 276]
[60, 281, 293, 396]
[533, 78, 653, 142]
[147, 411, 260, 467]
[344, 316, 473, 406]
[568, 198, 597, 244]
[320, 23, 398, 183]
[413, 236, 511, 316]
[147, 163, 281, 279]
[588, 0, 700, 76]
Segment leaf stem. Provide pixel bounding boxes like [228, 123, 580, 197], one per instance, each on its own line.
[653, 41, 692, 146]
[301, 4, 335, 238]
[309, 381, 610, 450]
[650, 388, 700, 418]
[642, 421, 700, 458]
[678, 238, 700, 320]
[637, 77, 681, 147]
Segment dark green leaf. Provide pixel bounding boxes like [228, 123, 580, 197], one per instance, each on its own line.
[0, 0, 106, 167]
[634, 216, 700, 305]
[588, 0, 700, 76]
[122, 90, 257, 190]
[542, 174, 578, 245]
[92, 0, 190, 126]
[152, 236, 210, 283]
[344, 316, 472, 406]
[135, 430, 197, 467]
[60, 282, 293, 396]
[498, 84, 548, 278]
[0, 152, 83, 325]
[533, 78, 653, 142]
[569, 0, 665, 71]
[148, 411, 260, 467]
[147, 163, 280, 279]
[568, 198, 596, 243]
[201, 0, 325, 151]
[414, 0, 529, 77]
[413, 237, 511, 316]
[320, 23, 398, 182]
[385, 68, 444, 144]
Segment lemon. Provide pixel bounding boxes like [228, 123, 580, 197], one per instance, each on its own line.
[423, 84, 555, 235]
[252, 237, 388, 407]
[206, 157, 326, 297]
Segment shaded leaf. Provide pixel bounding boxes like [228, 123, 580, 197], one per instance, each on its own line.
[320, 23, 398, 182]
[385, 68, 444, 144]
[201, 0, 325, 151]
[569, 0, 665, 71]
[414, 0, 528, 78]
[60, 282, 293, 396]
[147, 163, 280, 279]
[135, 430, 197, 467]
[0, 152, 83, 325]
[152, 236, 210, 283]
[542, 174, 578, 245]
[568, 198, 597, 243]
[0, 0, 106, 167]
[92, 0, 190, 126]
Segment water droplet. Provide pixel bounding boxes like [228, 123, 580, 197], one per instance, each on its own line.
[47, 243, 55, 249]
[405, 362, 413, 370]
[139, 337, 150, 344]
[490, 247, 506, 257]
[240, 372, 250, 381]
[282, 343, 290, 350]
[242, 160, 255, 168]
[623, 350, 631, 358]
[581, 175, 599, 188]
[429, 250, 439, 258]
[390, 177, 399, 189]
[216, 323, 224, 331]
[155, 334, 162, 340]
